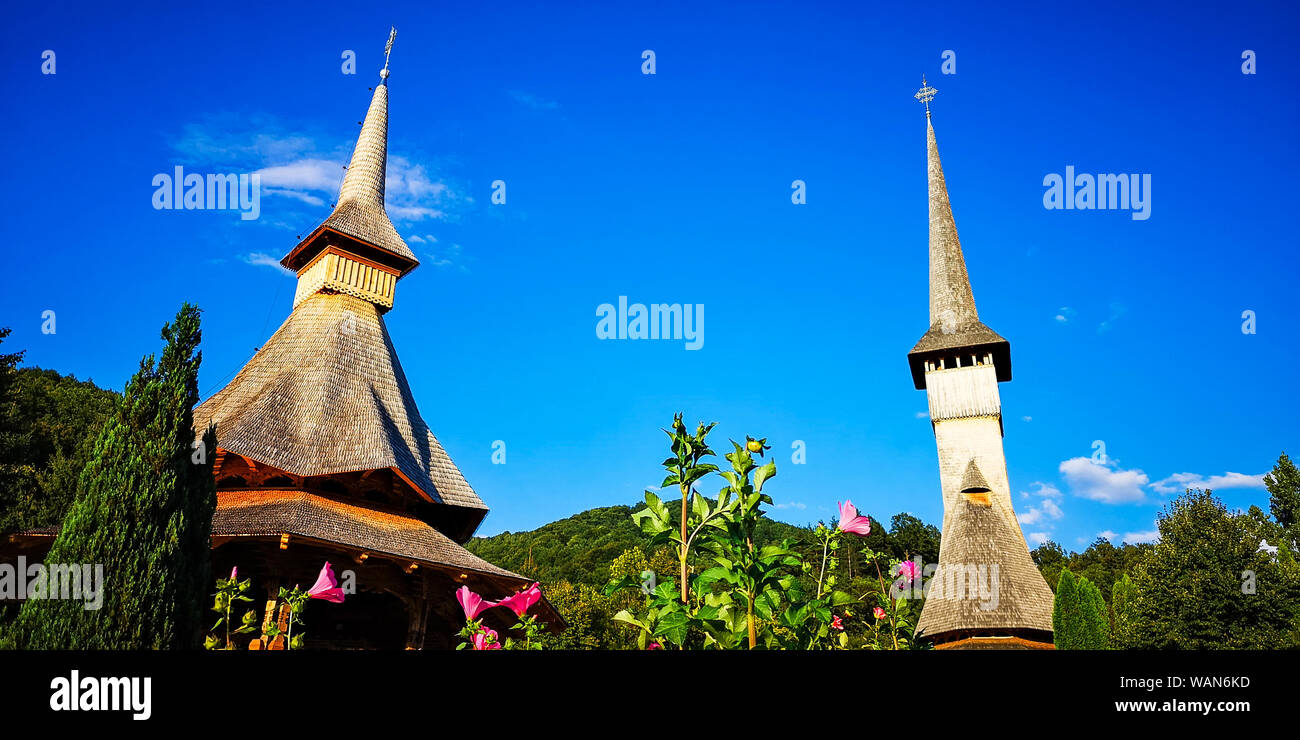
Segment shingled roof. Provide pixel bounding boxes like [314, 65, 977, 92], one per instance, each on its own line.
[907, 115, 1011, 389]
[214, 490, 516, 581]
[915, 497, 1055, 641]
[193, 292, 487, 528]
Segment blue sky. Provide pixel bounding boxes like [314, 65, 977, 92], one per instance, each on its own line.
[1, 0, 1297, 549]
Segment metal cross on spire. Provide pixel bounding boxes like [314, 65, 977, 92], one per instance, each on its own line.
[380, 26, 397, 79]
[914, 75, 937, 116]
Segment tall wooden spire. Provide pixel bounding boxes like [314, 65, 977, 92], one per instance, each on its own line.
[907, 80, 1054, 649]
[281, 27, 417, 313]
[906, 80, 1010, 390]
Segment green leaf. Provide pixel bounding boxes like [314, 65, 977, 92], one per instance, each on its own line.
[695, 604, 721, 621]
[754, 461, 777, 492]
[654, 611, 691, 645]
[613, 610, 647, 631]
[826, 590, 855, 607]
[697, 566, 733, 588]
[604, 574, 641, 597]
[653, 580, 680, 601]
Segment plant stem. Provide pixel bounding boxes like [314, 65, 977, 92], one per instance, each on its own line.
[747, 592, 757, 649]
[680, 478, 689, 603]
[816, 534, 830, 599]
[872, 558, 899, 650]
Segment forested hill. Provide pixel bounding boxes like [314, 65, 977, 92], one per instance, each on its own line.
[464, 500, 947, 588]
[0, 363, 118, 533]
[465, 501, 818, 587]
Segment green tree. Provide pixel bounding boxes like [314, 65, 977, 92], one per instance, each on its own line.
[1053, 569, 1109, 649]
[0, 368, 117, 532]
[1076, 576, 1111, 649]
[1033, 541, 1069, 593]
[1127, 489, 1300, 649]
[1265, 452, 1300, 535]
[1110, 573, 1139, 648]
[1052, 569, 1080, 648]
[887, 512, 941, 564]
[6, 305, 217, 649]
[0, 327, 34, 533]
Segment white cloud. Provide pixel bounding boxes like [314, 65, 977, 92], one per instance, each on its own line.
[388, 204, 446, 221]
[1028, 482, 1063, 498]
[914, 411, 929, 419]
[1059, 456, 1149, 504]
[508, 90, 560, 111]
[1122, 529, 1160, 545]
[168, 118, 466, 265]
[255, 158, 343, 192]
[261, 187, 326, 207]
[422, 243, 464, 270]
[1097, 302, 1127, 334]
[1097, 530, 1118, 541]
[241, 252, 293, 276]
[1027, 532, 1051, 547]
[1150, 471, 1266, 495]
[1054, 306, 1075, 323]
[1017, 482, 1065, 526]
[773, 502, 808, 510]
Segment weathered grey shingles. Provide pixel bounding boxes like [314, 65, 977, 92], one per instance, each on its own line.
[915, 498, 1055, 637]
[291, 79, 417, 267]
[214, 490, 520, 580]
[193, 292, 485, 513]
[908, 117, 1009, 357]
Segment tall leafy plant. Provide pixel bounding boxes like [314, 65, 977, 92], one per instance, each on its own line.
[659, 414, 717, 603]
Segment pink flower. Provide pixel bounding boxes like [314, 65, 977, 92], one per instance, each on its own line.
[898, 560, 919, 582]
[307, 562, 345, 603]
[229, 566, 238, 581]
[873, 607, 886, 620]
[831, 615, 844, 631]
[837, 501, 872, 536]
[496, 582, 543, 617]
[647, 641, 662, 650]
[456, 585, 495, 620]
[472, 628, 501, 650]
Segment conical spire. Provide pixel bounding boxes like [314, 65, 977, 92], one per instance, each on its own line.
[336, 77, 391, 211]
[925, 117, 979, 333]
[907, 79, 1011, 389]
[281, 27, 417, 283]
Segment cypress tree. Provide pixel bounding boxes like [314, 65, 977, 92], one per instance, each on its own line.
[1077, 576, 1111, 649]
[7, 305, 217, 649]
[1052, 568, 1079, 648]
[1054, 569, 1111, 649]
[1110, 573, 1139, 649]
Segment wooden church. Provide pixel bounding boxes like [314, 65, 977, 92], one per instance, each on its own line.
[187, 32, 553, 648]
